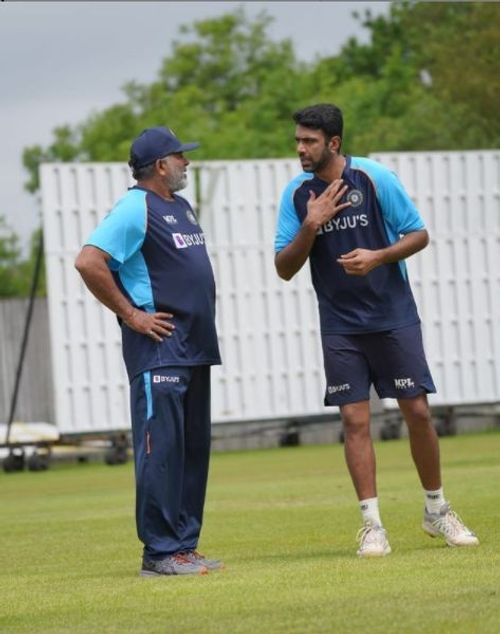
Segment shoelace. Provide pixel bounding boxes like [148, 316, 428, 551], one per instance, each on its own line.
[180, 550, 206, 560]
[356, 525, 382, 545]
[172, 553, 194, 564]
[432, 510, 468, 536]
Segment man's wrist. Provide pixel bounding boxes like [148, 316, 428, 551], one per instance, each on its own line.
[303, 216, 322, 232]
[122, 306, 136, 322]
[375, 248, 391, 266]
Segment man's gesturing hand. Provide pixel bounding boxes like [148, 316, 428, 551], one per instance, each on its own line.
[123, 308, 176, 342]
[337, 249, 382, 276]
[306, 179, 351, 229]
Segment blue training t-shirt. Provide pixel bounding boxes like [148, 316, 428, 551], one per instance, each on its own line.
[86, 186, 221, 380]
[275, 156, 425, 334]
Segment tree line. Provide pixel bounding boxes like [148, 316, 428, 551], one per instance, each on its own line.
[3, 1, 499, 297]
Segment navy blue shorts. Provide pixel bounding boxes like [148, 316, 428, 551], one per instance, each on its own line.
[322, 324, 436, 406]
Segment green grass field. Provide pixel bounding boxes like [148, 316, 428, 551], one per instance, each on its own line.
[1, 430, 499, 633]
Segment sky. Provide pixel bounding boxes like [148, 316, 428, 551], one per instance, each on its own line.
[0, 1, 391, 250]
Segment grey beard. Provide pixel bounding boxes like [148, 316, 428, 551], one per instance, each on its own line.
[168, 173, 187, 192]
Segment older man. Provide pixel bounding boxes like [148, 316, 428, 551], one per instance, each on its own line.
[75, 126, 222, 576]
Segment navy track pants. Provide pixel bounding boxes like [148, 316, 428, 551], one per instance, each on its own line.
[130, 365, 211, 560]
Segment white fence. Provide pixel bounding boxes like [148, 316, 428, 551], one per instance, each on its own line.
[40, 160, 328, 435]
[373, 151, 500, 408]
[40, 151, 500, 435]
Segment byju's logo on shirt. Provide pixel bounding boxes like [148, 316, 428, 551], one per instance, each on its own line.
[172, 232, 206, 249]
[317, 214, 368, 235]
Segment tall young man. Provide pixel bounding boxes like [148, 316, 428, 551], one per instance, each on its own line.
[274, 104, 478, 556]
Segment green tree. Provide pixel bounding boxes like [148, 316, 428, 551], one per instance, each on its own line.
[22, 3, 500, 193]
[0, 216, 21, 297]
[0, 218, 45, 298]
[23, 126, 80, 193]
[23, 9, 309, 192]
[17, 228, 46, 298]
[0, 217, 25, 297]
[404, 1, 500, 142]
[319, 1, 500, 153]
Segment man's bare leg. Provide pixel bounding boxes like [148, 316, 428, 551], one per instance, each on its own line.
[398, 394, 479, 546]
[341, 400, 391, 556]
[341, 400, 376, 500]
[398, 394, 441, 490]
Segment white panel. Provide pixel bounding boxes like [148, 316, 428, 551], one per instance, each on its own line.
[41, 164, 133, 434]
[40, 163, 199, 434]
[197, 160, 329, 422]
[41, 160, 331, 434]
[371, 151, 500, 407]
[41, 152, 500, 435]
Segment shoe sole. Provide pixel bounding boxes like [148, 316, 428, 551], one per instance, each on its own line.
[422, 521, 441, 538]
[203, 563, 225, 571]
[422, 522, 480, 547]
[140, 567, 208, 577]
[357, 547, 392, 558]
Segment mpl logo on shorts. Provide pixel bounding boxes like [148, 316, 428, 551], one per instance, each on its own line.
[153, 375, 180, 384]
[172, 232, 206, 249]
[327, 383, 350, 394]
[394, 378, 415, 389]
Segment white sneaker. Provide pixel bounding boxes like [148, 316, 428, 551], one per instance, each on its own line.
[422, 502, 479, 547]
[356, 523, 392, 557]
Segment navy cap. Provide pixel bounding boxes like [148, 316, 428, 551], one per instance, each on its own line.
[129, 126, 200, 168]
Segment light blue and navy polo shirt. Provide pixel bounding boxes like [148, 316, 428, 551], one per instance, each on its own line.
[86, 186, 221, 380]
[275, 156, 425, 335]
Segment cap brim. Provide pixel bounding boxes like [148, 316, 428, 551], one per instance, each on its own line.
[178, 142, 200, 152]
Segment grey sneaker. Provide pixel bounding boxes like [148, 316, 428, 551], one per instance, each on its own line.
[140, 553, 208, 577]
[181, 550, 225, 571]
[422, 502, 479, 547]
[356, 523, 392, 557]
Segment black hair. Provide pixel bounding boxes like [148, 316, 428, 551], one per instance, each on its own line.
[292, 103, 343, 141]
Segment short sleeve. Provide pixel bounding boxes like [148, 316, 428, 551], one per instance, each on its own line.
[86, 189, 147, 270]
[274, 173, 312, 252]
[376, 170, 425, 235]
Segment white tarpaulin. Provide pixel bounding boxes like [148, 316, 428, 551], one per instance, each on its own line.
[40, 151, 500, 434]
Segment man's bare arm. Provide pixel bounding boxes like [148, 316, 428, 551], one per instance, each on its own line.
[337, 230, 429, 276]
[74, 245, 174, 341]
